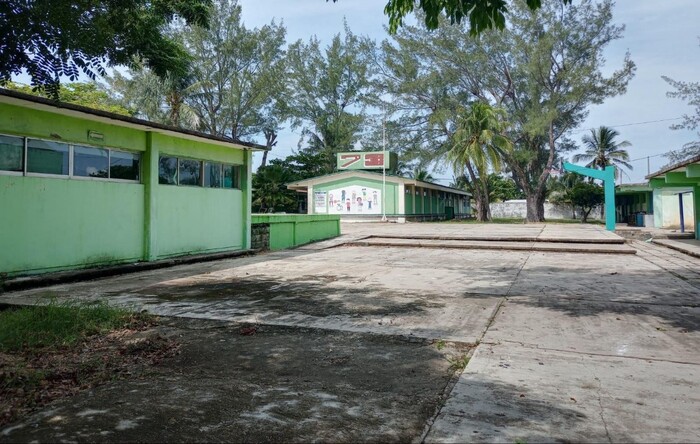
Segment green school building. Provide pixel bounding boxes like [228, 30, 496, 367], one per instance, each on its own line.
[0, 89, 266, 277]
[287, 165, 472, 222]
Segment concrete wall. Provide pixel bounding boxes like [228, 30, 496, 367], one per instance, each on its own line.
[250, 214, 340, 251]
[490, 200, 603, 220]
[653, 189, 695, 230]
[0, 102, 251, 277]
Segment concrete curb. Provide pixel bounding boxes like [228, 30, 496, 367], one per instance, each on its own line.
[0, 249, 257, 293]
[364, 234, 625, 244]
[651, 239, 700, 259]
[346, 240, 637, 255]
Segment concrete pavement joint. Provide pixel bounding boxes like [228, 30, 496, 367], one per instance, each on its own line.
[419, 248, 535, 443]
[486, 339, 700, 366]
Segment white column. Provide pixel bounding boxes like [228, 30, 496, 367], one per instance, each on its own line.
[307, 186, 314, 214]
[398, 182, 406, 223]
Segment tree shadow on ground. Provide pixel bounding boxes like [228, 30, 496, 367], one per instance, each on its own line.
[122, 274, 446, 318]
[459, 263, 700, 332]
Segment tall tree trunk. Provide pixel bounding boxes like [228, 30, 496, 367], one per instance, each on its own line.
[465, 163, 491, 222]
[261, 129, 277, 168]
[526, 194, 544, 222]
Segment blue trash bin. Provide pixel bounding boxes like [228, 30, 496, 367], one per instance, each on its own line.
[636, 212, 645, 227]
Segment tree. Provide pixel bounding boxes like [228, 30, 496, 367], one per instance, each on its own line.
[0, 81, 132, 115]
[108, 67, 200, 127]
[378, 0, 634, 222]
[107, 0, 287, 140]
[488, 174, 523, 202]
[182, 0, 287, 141]
[0, 0, 211, 98]
[252, 164, 296, 213]
[448, 102, 511, 221]
[410, 168, 435, 182]
[566, 182, 604, 222]
[285, 25, 376, 174]
[572, 126, 632, 180]
[332, 0, 569, 35]
[663, 42, 700, 163]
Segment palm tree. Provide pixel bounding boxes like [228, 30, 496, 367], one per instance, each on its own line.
[252, 164, 295, 213]
[573, 126, 632, 181]
[448, 102, 511, 221]
[410, 168, 435, 182]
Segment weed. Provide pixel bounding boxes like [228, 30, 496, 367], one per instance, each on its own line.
[0, 299, 147, 352]
[447, 354, 470, 371]
[435, 339, 446, 350]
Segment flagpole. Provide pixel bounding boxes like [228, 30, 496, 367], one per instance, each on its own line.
[382, 112, 387, 222]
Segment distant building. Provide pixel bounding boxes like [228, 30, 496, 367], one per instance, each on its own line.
[287, 153, 471, 222]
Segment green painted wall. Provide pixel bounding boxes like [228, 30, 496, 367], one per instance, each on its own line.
[0, 102, 252, 276]
[0, 176, 144, 274]
[405, 188, 414, 214]
[251, 214, 340, 250]
[154, 186, 243, 257]
[0, 103, 147, 152]
[152, 133, 245, 258]
[313, 177, 399, 215]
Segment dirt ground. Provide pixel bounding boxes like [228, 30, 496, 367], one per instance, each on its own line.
[1, 317, 467, 443]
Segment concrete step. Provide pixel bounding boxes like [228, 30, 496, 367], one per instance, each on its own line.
[651, 238, 700, 259]
[370, 234, 626, 244]
[345, 237, 637, 254]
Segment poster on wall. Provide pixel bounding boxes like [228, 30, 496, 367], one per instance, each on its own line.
[314, 191, 328, 213]
[327, 185, 382, 215]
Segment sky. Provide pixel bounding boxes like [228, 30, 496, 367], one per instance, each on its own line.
[236, 0, 700, 185]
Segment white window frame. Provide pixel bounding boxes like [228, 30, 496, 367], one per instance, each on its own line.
[0, 133, 141, 183]
[159, 153, 242, 190]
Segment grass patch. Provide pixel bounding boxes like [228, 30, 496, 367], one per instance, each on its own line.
[0, 300, 136, 352]
[0, 300, 175, 427]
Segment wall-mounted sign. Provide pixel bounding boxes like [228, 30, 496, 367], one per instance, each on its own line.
[314, 191, 327, 213]
[88, 130, 104, 141]
[336, 151, 397, 171]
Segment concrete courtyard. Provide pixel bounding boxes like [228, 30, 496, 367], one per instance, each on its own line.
[1, 222, 699, 442]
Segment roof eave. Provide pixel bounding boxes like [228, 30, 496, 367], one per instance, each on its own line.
[0, 88, 269, 151]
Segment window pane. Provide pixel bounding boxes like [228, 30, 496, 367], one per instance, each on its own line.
[0, 135, 23, 172]
[178, 159, 201, 186]
[159, 156, 178, 185]
[73, 145, 108, 178]
[110, 150, 140, 181]
[27, 139, 69, 175]
[204, 162, 222, 188]
[223, 165, 240, 189]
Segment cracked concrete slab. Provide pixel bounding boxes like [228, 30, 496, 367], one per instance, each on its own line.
[427, 342, 700, 443]
[0, 246, 525, 343]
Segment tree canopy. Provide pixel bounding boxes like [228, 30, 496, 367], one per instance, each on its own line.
[0, 0, 211, 98]
[1, 81, 132, 116]
[573, 126, 632, 180]
[377, 0, 634, 221]
[663, 41, 700, 163]
[331, 0, 570, 35]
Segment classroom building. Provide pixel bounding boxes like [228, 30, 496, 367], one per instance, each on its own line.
[0, 89, 265, 277]
[287, 152, 471, 222]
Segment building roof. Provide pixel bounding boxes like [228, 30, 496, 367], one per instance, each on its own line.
[0, 88, 268, 151]
[615, 182, 651, 193]
[287, 170, 472, 197]
[646, 153, 700, 179]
